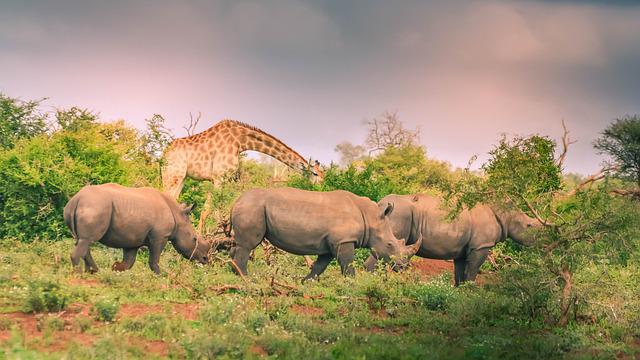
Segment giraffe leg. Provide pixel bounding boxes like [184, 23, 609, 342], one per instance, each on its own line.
[198, 192, 213, 235]
[162, 158, 187, 199]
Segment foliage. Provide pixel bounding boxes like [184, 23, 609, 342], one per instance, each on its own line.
[55, 107, 97, 132]
[289, 145, 451, 201]
[92, 298, 120, 322]
[0, 102, 162, 241]
[1, 240, 638, 358]
[0, 93, 48, 149]
[141, 114, 174, 163]
[594, 115, 640, 186]
[22, 280, 69, 313]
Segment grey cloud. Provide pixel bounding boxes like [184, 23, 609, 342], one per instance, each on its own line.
[0, 0, 639, 175]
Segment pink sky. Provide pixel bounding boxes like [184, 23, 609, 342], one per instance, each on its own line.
[1, 0, 639, 175]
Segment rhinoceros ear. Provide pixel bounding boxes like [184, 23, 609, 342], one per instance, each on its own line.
[412, 195, 419, 202]
[380, 202, 394, 219]
[182, 203, 195, 214]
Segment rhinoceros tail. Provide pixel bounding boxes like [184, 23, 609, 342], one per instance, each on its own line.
[64, 195, 80, 239]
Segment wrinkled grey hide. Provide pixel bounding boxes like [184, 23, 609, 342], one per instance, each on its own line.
[230, 187, 421, 281]
[365, 194, 540, 285]
[64, 183, 209, 274]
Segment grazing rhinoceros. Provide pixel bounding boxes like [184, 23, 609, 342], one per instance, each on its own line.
[229, 187, 422, 280]
[364, 194, 541, 285]
[64, 183, 210, 274]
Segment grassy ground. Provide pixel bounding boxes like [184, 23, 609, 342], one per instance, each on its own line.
[0, 240, 637, 359]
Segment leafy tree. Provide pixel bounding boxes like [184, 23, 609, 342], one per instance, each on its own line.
[593, 115, 640, 187]
[0, 93, 48, 149]
[55, 107, 97, 132]
[142, 114, 174, 162]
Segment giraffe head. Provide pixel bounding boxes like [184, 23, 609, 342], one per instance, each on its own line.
[311, 160, 324, 184]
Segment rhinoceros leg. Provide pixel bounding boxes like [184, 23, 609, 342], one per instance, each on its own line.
[302, 254, 334, 282]
[336, 242, 356, 276]
[148, 237, 168, 274]
[71, 239, 93, 272]
[83, 248, 99, 273]
[112, 248, 138, 272]
[363, 255, 378, 272]
[463, 248, 490, 283]
[231, 246, 253, 276]
[453, 258, 466, 286]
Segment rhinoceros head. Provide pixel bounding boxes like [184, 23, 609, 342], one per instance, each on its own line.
[368, 203, 422, 268]
[171, 203, 210, 264]
[503, 210, 541, 246]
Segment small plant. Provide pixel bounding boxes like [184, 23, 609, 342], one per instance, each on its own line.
[0, 317, 12, 330]
[91, 298, 120, 322]
[22, 280, 69, 313]
[406, 279, 457, 312]
[74, 316, 93, 333]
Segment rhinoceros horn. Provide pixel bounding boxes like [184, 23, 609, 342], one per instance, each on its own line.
[403, 234, 422, 256]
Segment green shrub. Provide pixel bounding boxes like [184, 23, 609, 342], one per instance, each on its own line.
[22, 280, 69, 313]
[91, 298, 119, 322]
[74, 316, 93, 333]
[405, 278, 457, 311]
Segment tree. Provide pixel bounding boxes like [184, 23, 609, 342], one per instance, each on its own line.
[334, 141, 365, 166]
[55, 107, 97, 132]
[142, 114, 174, 162]
[0, 93, 48, 149]
[593, 115, 640, 187]
[364, 111, 419, 155]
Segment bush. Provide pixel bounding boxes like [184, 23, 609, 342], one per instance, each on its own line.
[0, 121, 158, 241]
[22, 280, 69, 313]
[92, 298, 120, 322]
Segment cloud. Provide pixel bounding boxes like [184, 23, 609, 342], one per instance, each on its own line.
[0, 0, 639, 175]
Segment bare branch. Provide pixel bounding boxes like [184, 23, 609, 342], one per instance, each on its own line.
[183, 111, 202, 136]
[364, 111, 419, 155]
[556, 119, 576, 169]
[565, 166, 617, 196]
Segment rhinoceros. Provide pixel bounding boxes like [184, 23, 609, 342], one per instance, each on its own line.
[364, 194, 540, 285]
[230, 187, 422, 280]
[64, 183, 210, 274]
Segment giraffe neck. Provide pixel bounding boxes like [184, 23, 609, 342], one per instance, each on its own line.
[230, 123, 307, 172]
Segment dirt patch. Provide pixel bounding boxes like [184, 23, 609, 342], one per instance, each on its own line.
[411, 258, 490, 285]
[290, 304, 325, 317]
[141, 339, 169, 357]
[172, 303, 199, 321]
[249, 344, 269, 357]
[118, 304, 163, 319]
[0, 310, 97, 352]
[118, 303, 200, 321]
[412, 258, 454, 280]
[68, 278, 102, 287]
[0, 330, 10, 342]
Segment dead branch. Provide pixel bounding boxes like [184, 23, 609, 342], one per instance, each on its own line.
[611, 188, 640, 200]
[556, 119, 576, 169]
[183, 111, 202, 136]
[565, 167, 615, 196]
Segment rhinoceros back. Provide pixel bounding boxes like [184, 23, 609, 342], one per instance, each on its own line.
[65, 184, 176, 247]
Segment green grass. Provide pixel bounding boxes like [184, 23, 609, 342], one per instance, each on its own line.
[0, 239, 638, 359]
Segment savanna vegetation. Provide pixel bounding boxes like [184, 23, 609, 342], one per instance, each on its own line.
[0, 94, 639, 359]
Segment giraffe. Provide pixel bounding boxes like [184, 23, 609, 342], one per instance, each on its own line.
[162, 119, 323, 199]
